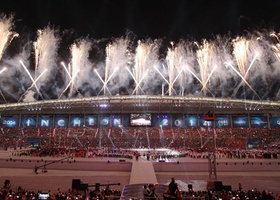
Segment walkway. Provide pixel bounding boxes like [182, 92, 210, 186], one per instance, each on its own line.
[129, 155, 158, 184]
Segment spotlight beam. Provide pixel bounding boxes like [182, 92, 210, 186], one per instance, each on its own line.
[0, 89, 7, 103]
[126, 67, 145, 95]
[170, 67, 185, 96]
[99, 67, 118, 96]
[199, 66, 217, 96]
[154, 66, 173, 95]
[226, 57, 260, 100]
[232, 55, 259, 99]
[59, 70, 79, 99]
[184, 67, 214, 96]
[131, 69, 149, 95]
[0, 67, 7, 103]
[94, 69, 112, 96]
[61, 62, 82, 97]
[0, 67, 7, 74]
[18, 69, 47, 102]
[19, 60, 44, 101]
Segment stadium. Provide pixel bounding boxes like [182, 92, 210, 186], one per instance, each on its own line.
[0, 14, 280, 199]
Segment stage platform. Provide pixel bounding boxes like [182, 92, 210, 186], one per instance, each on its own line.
[129, 156, 158, 185]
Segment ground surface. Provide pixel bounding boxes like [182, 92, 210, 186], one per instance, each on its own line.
[0, 150, 279, 197]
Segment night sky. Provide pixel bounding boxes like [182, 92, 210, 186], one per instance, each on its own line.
[1, 0, 280, 42]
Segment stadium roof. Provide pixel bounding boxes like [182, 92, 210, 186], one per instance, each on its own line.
[0, 95, 280, 116]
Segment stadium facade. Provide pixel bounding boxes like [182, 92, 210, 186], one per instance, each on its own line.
[1, 95, 280, 129]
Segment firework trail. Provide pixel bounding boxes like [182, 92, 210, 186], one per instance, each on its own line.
[270, 32, 280, 61]
[69, 41, 85, 96]
[33, 26, 60, 100]
[107, 37, 132, 94]
[98, 43, 119, 95]
[132, 40, 160, 95]
[0, 14, 18, 102]
[270, 32, 280, 99]
[195, 39, 215, 96]
[233, 37, 249, 77]
[0, 14, 280, 103]
[0, 14, 18, 61]
[165, 42, 186, 96]
[166, 42, 176, 95]
[60, 38, 92, 99]
[133, 40, 149, 95]
[231, 36, 260, 99]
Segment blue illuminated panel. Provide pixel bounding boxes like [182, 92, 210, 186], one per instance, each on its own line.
[172, 115, 185, 128]
[70, 116, 84, 127]
[21, 115, 37, 127]
[100, 115, 110, 127]
[215, 115, 231, 128]
[38, 116, 53, 127]
[232, 115, 249, 128]
[54, 116, 68, 128]
[159, 114, 171, 127]
[85, 115, 98, 127]
[112, 115, 122, 127]
[185, 115, 198, 127]
[199, 115, 214, 127]
[0, 116, 19, 127]
[250, 116, 268, 128]
[270, 116, 280, 128]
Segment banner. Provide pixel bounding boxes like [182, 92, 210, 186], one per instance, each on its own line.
[172, 115, 185, 128]
[0, 114, 279, 128]
[38, 115, 53, 127]
[100, 115, 110, 127]
[21, 115, 37, 127]
[85, 115, 98, 127]
[0, 116, 19, 127]
[215, 115, 231, 128]
[112, 115, 122, 127]
[250, 116, 268, 128]
[159, 114, 171, 127]
[70, 115, 84, 127]
[270, 116, 280, 128]
[232, 115, 249, 128]
[184, 115, 198, 127]
[199, 115, 214, 127]
[54, 116, 68, 128]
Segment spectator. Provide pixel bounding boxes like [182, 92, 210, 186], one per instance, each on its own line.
[164, 178, 181, 200]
